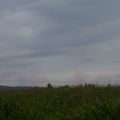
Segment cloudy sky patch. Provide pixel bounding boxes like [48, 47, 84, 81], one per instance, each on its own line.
[0, 0, 120, 86]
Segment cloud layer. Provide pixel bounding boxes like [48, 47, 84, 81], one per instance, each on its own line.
[0, 0, 120, 86]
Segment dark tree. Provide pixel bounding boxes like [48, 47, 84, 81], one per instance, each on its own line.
[47, 83, 53, 89]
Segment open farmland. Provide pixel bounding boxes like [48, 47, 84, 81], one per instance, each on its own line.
[0, 85, 120, 120]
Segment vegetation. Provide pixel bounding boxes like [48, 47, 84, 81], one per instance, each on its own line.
[0, 84, 120, 120]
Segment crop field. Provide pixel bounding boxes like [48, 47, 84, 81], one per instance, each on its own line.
[0, 85, 120, 120]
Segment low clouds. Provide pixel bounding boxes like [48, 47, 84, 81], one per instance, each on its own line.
[0, 0, 120, 86]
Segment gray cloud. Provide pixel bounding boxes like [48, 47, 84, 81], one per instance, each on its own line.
[0, 0, 120, 86]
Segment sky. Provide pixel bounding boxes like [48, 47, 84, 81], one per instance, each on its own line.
[0, 0, 120, 86]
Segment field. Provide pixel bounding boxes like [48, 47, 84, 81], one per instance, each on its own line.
[0, 85, 120, 120]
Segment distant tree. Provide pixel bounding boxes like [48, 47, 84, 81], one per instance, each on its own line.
[47, 83, 53, 89]
[107, 84, 111, 88]
[64, 85, 69, 88]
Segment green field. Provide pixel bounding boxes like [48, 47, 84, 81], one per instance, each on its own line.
[0, 85, 120, 120]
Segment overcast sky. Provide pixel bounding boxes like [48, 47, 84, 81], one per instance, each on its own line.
[0, 0, 120, 86]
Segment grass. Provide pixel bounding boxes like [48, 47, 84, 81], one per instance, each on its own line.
[0, 85, 120, 120]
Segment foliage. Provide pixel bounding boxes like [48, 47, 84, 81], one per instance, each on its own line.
[0, 85, 120, 120]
